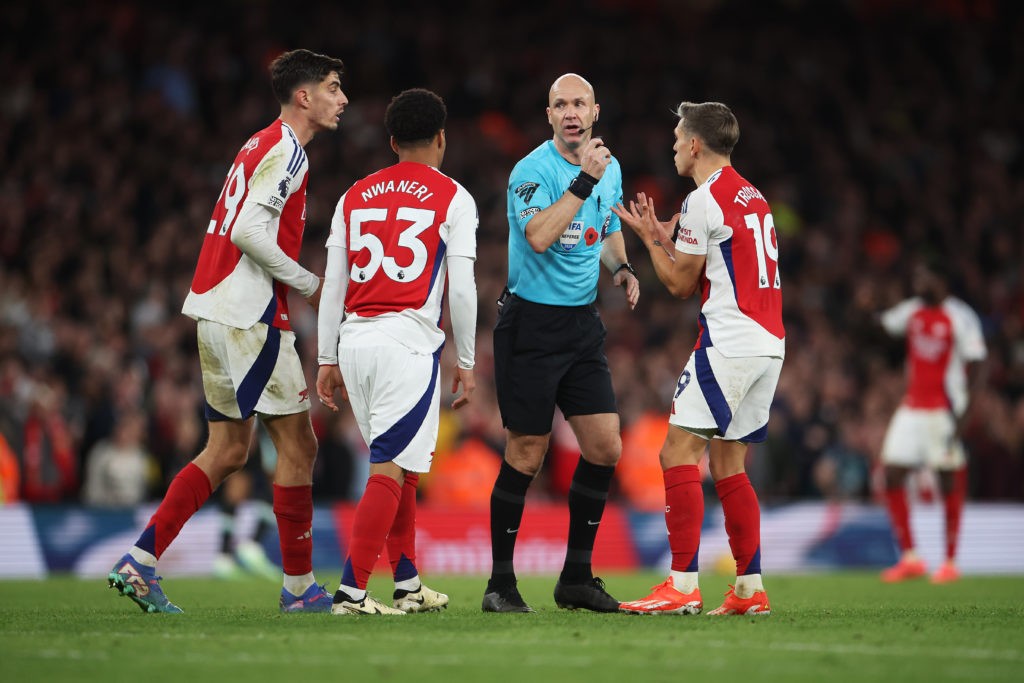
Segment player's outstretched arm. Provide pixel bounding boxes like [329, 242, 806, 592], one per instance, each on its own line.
[612, 193, 701, 299]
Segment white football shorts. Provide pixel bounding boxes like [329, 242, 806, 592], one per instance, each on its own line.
[880, 406, 965, 470]
[197, 319, 311, 421]
[338, 337, 441, 473]
[669, 346, 782, 442]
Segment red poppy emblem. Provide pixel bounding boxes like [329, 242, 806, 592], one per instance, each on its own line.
[584, 227, 599, 245]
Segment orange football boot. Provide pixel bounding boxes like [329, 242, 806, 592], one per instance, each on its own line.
[881, 557, 927, 583]
[930, 561, 960, 584]
[707, 585, 771, 616]
[619, 578, 702, 615]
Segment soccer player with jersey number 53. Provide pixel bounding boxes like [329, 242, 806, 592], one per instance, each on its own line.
[613, 101, 784, 616]
[316, 89, 478, 616]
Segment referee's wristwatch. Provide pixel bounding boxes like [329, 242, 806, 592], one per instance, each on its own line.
[614, 262, 637, 278]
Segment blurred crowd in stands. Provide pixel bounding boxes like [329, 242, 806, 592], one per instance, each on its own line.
[1, 0, 1021, 509]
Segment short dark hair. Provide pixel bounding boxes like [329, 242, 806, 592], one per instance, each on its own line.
[675, 101, 740, 156]
[269, 49, 345, 105]
[385, 88, 447, 147]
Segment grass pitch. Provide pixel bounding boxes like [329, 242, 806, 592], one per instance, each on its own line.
[1, 572, 1022, 683]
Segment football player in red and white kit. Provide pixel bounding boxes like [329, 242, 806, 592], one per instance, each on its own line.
[108, 49, 348, 614]
[613, 102, 783, 616]
[879, 259, 986, 584]
[316, 89, 478, 615]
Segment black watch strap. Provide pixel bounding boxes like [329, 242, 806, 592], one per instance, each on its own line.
[614, 262, 637, 278]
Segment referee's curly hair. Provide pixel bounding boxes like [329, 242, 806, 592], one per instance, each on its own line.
[386, 88, 447, 147]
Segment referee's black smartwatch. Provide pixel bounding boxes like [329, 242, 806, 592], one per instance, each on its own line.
[614, 262, 637, 278]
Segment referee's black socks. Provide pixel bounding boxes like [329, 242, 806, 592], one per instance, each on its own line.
[488, 460, 533, 589]
[560, 456, 616, 585]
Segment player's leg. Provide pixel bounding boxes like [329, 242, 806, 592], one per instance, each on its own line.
[262, 409, 333, 612]
[706, 438, 771, 615]
[331, 342, 438, 616]
[879, 407, 928, 581]
[109, 418, 252, 613]
[385, 471, 448, 612]
[930, 412, 968, 583]
[620, 424, 706, 615]
[690, 349, 775, 615]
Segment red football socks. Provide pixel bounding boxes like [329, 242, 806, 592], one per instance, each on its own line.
[943, 469, 967, 561]
[138, 462, 212, 559]
[664, 465, 703, 573]
[347, 474, 402, 589]
[273, 483, 314, 576]
[716, 472, 762, 575]
[387, 473, 420, 580]
[885, 486, 914, 552]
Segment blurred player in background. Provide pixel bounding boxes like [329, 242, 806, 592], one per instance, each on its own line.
[108, 49, 348, 614]
[878, 258, 986, 584]
[613, 101, 783, 616]
[212, 424, 280, 581]
[317, 88, 477, 616]
[483, 73, 639, 614]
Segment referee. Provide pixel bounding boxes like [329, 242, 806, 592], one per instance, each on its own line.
[483, 73, 639, 613]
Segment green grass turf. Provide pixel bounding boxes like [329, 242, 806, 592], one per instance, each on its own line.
[1, 572, 1022, 683]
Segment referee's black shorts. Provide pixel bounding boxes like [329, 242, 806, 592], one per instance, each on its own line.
[493, 294, 617, 435]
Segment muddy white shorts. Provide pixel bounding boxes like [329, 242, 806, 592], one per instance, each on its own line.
[881, 406, 965, 470]
[669, 346, 782, 443]
[197, 319, 311, 421]
[338, 335, 441, 473]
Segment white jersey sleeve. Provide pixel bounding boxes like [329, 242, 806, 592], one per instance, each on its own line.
[675, 187, 730, 255]
[248, 135, 307, 214]
[948, 298, 987, 363]
[318, 193, 350, 365]
[880, 298, 921, 337]
[445, 183, 479, 369]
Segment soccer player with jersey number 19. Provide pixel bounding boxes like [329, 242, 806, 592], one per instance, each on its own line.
[316, 88, 478, 616]
[613, 101, 784, 617]
[107, 49, 348, 615]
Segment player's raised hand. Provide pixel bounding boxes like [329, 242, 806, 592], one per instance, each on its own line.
[316, 364, 347, 412]
[451, 366, 476, 410]
[580, 137, 613, 180]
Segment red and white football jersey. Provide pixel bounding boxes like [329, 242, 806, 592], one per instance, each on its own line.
[675, 166, 785, 358]
[183, 120, 309, 331]
[328, 161, 477, 353]
[881, 296, 986, 415]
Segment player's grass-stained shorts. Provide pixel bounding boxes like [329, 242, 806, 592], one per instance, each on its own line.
[881, 406, 965, 470]
[339, 338, 442, 474]
[670, 346, 782, 442]
[494, 294, 617, 435]
[198, 319, 311, 421]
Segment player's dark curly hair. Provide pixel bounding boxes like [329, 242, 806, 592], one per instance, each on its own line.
[269, 49, 345, 105]
[676, 101, 740, 156]
[385, 88, 447, 147]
